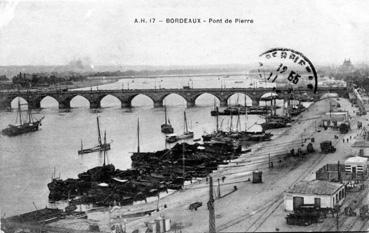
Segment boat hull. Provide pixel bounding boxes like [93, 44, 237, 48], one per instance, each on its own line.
[211, 106, 274, 116]
[2, 122, 41, 136]
[177, 132, 194, 140]
[161, 124, 174, 134]
[78, 143, 111, 155]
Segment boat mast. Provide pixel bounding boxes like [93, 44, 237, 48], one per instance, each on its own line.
[229, 111, 233, 132]
[17, 98, 23, 125]
[287, 93, 292, 117]
[103, 150, 106, 166]
[97, 116, 102, 146]
[236, 109, 240, 132]
[137, 117, 140, 153]
[164, 106, 168, 124]
[184, 111, 188, 133]
[103, 131, 107, 165]
[28, 105, 32, 123]
[216, 108, 219, 133]
[182, 143, 185, 182]
[244, 93, 248, 131]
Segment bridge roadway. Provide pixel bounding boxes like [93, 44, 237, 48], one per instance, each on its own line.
[0, 86, 348, 109]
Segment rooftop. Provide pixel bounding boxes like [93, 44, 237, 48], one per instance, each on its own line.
[345, 156, 368, 164]
[286, 180, 343, 195]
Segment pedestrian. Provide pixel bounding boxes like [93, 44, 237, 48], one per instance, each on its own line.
[206, 177, 208, 184]
[350, 136, 352, 139]
[343, 138, 345, 143]
[222, 176, 226, 183]
[347, 138, 349, 142]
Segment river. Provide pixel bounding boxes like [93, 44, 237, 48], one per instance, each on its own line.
[0, 75, 299, 216]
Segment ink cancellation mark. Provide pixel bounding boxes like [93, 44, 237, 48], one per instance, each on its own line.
[258, 48, 318, 93]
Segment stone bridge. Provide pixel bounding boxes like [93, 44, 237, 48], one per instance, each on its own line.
[0, 87, 348, 109]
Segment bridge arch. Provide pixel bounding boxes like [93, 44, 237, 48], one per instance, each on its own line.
[40, 96, 59, 108]
[100, 94, 121, 108]
[260, 92, 279, 100]
[192, 93, 220, 106]
[10, 97, 28, 109]
[259, 92, 279, 105]
[161, 93, 187, 106]
[129, 94, 154, 107]
[70, 95, 90, 108]
[226, 93, 253, 106]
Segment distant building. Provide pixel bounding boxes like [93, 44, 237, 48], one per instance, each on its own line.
[316, 158, 368, 182]
[284, 180, 345, 211]
[345, 156, 368, 175]
[0, 75, 13, 89]
[338, 59, 355, 73]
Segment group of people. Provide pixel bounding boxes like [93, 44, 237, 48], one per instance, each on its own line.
[341, 135, 352, 143]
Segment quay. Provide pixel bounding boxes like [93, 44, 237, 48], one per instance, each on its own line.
[0, 86, 348, 109]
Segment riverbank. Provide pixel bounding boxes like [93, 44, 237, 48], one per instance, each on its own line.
[40, 97, 351, 233]
[0, 78, 118, 92]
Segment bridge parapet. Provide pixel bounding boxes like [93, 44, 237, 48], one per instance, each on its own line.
[0, 86, 348, 110]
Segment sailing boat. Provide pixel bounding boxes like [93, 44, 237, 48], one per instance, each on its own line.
[177, 111, 194, 140]
[161, 106, 174, 134]
[289, 94, 306, 116]
[78, 116, 111, 154]
[2, 98, 44, 136]
[261, 95, 291, 130]
[166, 111, 194, 143]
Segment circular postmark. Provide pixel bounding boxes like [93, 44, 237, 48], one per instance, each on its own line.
[257, 48, 318, 93]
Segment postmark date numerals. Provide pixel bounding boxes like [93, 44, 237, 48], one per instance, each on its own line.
[275, 63, 300, 84]
[276, 63, 288, 74]
[287, 71, 300, 84]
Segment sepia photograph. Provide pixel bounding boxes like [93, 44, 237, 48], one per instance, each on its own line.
[0, 0, 369, 232]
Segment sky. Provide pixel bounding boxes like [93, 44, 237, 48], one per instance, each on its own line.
[0, 0, 369, 66]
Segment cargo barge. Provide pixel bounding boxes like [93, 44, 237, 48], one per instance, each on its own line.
[47, 142, 241, 207]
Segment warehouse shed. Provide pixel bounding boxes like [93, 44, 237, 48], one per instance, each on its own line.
[284, 180, 345, 211]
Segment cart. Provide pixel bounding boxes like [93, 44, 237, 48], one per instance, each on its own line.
[189, 202, 202, 211]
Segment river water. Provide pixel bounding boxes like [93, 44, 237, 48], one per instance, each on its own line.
[0, 75, 296, 216]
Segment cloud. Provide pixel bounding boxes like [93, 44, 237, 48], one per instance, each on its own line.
[0, 0, 19, 31]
